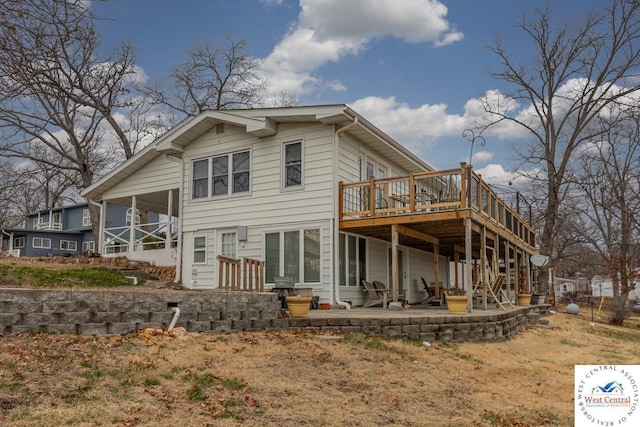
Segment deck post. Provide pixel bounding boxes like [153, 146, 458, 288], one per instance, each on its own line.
[391, 224, 399, 304]
[409, 172, 415, 213]
[434, 243, 440, 299]
[464, 217, 473, 313]
[481, 226, 487, 310]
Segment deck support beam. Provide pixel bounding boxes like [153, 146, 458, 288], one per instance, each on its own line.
[391, 224, 399, 303]
[464, 217, 473, 313]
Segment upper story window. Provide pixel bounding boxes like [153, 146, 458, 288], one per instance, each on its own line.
[363, 157, 386, 180]
[82, 209, 91, 227]
[192, 150, 251, 199]
[283, 141, 303, 188]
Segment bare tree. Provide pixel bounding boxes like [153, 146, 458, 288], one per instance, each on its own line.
[0, 0, 149, 240]
[572, 111, 640, 325]
[146, 36, 268, 116]
[481, 0, 640, 270]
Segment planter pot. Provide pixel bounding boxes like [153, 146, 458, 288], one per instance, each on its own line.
[286, 296, 312, 318]
[319, 302, 330, 310]
[446, 295, 469, 314]
[517, 294, 532, 306]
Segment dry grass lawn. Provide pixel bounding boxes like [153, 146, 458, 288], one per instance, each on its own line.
[0, 257, 639, 426]
[0, 309, 639, 426]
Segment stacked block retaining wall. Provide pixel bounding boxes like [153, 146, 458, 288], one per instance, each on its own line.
[0, 289, 548, 342]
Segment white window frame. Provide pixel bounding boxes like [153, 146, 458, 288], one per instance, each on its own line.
[33, 237, 51, 249]
[193, 235, 207, 264]
[220, 231, 237, 258]
[14, 237, 25, 248]
[282, 140, 303, 189]
[60, 240, 77, 252]
[264, 227, 321, 285]
[191, 149, 251, 200]
[82, 209, 91, 227]
[82, 241, 95, 253]
[339, 232, 367, 287]
[360, 153, 387, 181]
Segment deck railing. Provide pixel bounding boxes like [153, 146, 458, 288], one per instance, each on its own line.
[104, 218, 179, 253]
[339, 163, 536, 248]
[217, 256, 265, 292]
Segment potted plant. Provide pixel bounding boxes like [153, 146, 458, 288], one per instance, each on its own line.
[516, 282, 531, 306]
[445, 286, 468, 314]
[285, 295, 313, 318]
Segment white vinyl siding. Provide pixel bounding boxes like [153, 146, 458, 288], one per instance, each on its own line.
[100, 154, 180, 201]
[183, 123, 335, 232]
[33, 237, 51, 249]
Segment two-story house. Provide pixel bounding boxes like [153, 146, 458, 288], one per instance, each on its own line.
[1, 203, 160, 258]
[81, 105, 536, 309]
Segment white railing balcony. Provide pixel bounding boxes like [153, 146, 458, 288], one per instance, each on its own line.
[35, 222, 62, 231]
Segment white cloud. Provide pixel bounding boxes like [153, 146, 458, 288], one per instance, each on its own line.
[262, 0, 461, 97]
[349, 96, 465, 150]
[326, 79, 347, 92]
[469, 150, 493, 164]
[474, 164, 519, 187]
[299, 0, 461, 44]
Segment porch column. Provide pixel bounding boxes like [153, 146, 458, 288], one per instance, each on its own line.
[464, 217, 473, 313]
[165, 190, 173, 250]
[129, 196, 136, 254]
[98, 201, 106, 255]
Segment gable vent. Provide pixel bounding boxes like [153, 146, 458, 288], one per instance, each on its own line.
[216, 123, 225, 134]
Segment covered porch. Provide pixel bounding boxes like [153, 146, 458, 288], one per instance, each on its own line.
[339, 163, 537, 312]
[96, 189, 180, 268]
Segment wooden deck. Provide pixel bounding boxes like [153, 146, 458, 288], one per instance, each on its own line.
[338, 163, 536, 260]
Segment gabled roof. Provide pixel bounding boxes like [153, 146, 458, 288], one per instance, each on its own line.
[82, 104, 434, 200]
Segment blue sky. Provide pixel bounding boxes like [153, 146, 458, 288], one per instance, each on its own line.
[93, 0, 601, 184]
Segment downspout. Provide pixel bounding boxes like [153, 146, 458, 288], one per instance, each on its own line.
[87, 199, 104, 254]
[165, 154, 184, 283]
[333, 116, 359, 309]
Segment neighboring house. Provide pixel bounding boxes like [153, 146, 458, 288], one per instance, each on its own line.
[0, 203, 159, 258]
[553, 277, 590, 301]
[81, 105, 536, 308]
[591, 274, 640, 301]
